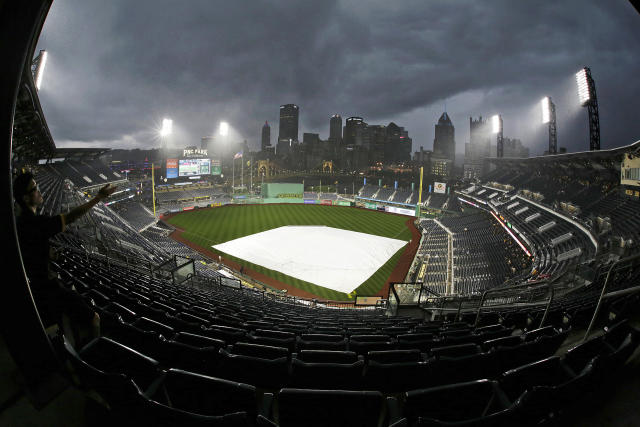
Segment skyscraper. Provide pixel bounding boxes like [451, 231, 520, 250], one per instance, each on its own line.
[329, 114, 342, 145]
[343, 117, 366, 146]
[385, 122, 411, 163]
[277, 104, 299, 156]
[464, 116, 492, 179]
[261, 121, 270, 151]
[433, 112, 455, 163]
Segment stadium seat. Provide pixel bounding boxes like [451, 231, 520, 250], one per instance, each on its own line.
[475, 324, 515, 342]
[364, 350, 429, 393]
[276, 388, 386, 427]
[498, 356, 577, 419]
[367, 349, 423, 364]
[481, 335, 522, 353]
[349, 335, 396, 356]
[137, 397, 257, 427]
[289, 358, 365, 390]
[296, 350, 359, 364]
[104, 301, 137, 323]
[162, 313, 207, 334]
[247, 329, 296, 352]
[67, 336, 161, 407]
[218, 343, 290, 389]
[600, 319, 640, 370]
[145, 368, 271, 419]
[430, 352, 497, 386]
[397, 379, 519, 426]
[132, 316, 176, 337]
[522, 325, 556, 342]
[296, 334, 348, 351]
[172, 331, 225, 349]
[562, 335, 610, 376]
[201, 325, 247, 344]
[430, 343, 479, 359]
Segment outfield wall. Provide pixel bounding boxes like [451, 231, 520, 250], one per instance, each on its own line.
[261, 183, 304, 198]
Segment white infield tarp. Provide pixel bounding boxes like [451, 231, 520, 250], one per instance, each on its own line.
[213, 226, 408, 294]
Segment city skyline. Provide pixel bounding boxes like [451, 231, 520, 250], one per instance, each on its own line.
[34, 1, 640, 157]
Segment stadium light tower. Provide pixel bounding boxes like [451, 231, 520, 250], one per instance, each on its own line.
[219, 121, 229, 137]
[160, 118, 172, 159]
[160, 118, 173, 137]
[541, 96, 557, 155]
[576, 67, 600, 151]
[492, 114, 503, 158]
[31, 49, 48, 90]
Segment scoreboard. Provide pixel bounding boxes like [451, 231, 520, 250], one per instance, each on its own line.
[179, 158, 211, 176]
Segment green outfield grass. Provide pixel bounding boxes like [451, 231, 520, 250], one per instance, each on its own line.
[166, 204, 413, 301]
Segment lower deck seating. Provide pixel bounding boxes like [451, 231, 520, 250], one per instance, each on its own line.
[52, 250, 640, 426]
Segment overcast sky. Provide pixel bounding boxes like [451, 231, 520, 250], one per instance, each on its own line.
[35, 0, 640, 156]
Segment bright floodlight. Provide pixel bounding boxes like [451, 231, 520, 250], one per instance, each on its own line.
[541, 97, 551, 124]
[219, 121, 229, 136]
[35, 50, 48, 90]
[491, 114, 501, 134]
[160, 118, 173, 136]
[576, 68, 590, 105]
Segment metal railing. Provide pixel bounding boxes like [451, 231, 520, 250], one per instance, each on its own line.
[388, 282, 441, 307]
[583, 253, 640, 341]
[473, 279, 554, 328]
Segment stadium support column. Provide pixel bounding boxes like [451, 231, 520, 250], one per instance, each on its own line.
[576, 67, 600, 151]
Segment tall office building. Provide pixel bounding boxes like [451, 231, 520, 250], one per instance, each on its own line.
[277, 104, 299, 156]
[464, 116, 492, 179]
[385, 122, 412, 163]
[343, 117, 367, 146]
[329, 114, 342, 144]
[261, 121, 270, 151]
[368, 125, 387, 165]
[433, 112, 455, 163]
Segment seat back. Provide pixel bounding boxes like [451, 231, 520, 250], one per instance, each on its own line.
[277, 388, 384, 427]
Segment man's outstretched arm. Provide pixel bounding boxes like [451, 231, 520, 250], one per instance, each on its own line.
[61, 184, 116, 229]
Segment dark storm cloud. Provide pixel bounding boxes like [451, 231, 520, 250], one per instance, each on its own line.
[36, 0, 640, 155]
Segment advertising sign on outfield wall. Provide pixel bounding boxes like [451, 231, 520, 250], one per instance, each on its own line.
[356, 296, 383, 306]
[385, 206, 416, 216]
[304, 199, 317, 204]
[365, 202, 377, 210]
[336, 201, 352, 206]
[321, 199, 333, 205]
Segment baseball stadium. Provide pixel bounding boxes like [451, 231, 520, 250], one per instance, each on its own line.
[2, 2, 640, 427]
